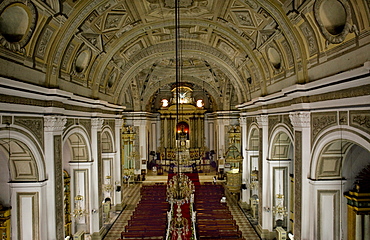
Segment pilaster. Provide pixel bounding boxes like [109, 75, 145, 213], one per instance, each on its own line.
[114, 118, 123, 210]
[90, 118, 104, 236]
[133, 118, 148, 174]
[289, 112, 311, 240]
[239, 117, 248, 203]
[256, 115, 272, 231]
[43, 116, 67, 240]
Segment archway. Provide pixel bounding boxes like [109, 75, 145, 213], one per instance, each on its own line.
[311, 128, 370, 239]
[63, 128, 91, 236]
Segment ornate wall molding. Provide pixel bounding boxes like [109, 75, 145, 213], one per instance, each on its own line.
[256, 115, 268, 128]
[54, 135, 64, 239]
[14, 117, 44, 148]
[289, 112, 310, 129]
[44, 116, 67, 132]
[311, 112, 337, 142]
[91, 118, 104, 130]
[268, 115, 279, 137]
[350, 110, 370, 135]
[294, 130, 302, 240]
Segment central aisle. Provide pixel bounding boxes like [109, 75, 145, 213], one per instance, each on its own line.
[167, 173, 199, 240]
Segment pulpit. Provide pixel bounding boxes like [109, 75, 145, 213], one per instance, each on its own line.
[225, 144, 243, 194]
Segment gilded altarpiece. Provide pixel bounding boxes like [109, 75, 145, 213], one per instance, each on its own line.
[121, 126, 138, 178]
[158, 104, 206, 164]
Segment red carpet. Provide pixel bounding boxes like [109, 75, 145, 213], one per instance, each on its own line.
[168, 173, 198, 239]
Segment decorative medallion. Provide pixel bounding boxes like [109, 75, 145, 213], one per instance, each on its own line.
[0, 0, 37, 53]
[314, 0, 352, 44]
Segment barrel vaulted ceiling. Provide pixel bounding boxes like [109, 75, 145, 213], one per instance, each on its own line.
[0, 0, 369, 112]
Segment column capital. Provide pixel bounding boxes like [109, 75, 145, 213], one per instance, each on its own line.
[239, 116, 247, 125]
[256, 115, 268, 128]
[44, 116, 67, 132]
[115, 118, 124, 128]
[289, 112, 310, 129]
[91, 118, 104, 130]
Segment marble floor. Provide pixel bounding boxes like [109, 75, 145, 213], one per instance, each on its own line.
[103, 174, 261, 240]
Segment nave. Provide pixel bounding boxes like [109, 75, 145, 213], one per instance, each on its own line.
[103, 176, 260, 240]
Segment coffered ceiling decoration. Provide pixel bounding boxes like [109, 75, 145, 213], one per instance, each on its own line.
[0, 0, 368, 112]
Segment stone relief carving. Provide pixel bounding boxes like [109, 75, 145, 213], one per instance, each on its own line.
[311, 112, 337, 141]
[281, 39, 294, 68]
[294, 131, 302, 240]
[61, 43, 75, 71]
[14, 117, 44, 147]
[54, 0, 102, 65]
[256, 115, 268, 127]
[289, 112, 310, 129]
[36, 26, 54, 59]
[339, 111, 347, 125]
[44, 116, 67, 132]
[145, 0, 211, 18]
[268, 115, 279, 137]
[299, 21, 318, 57]
[79, 119, 92, 139]
[350, 111, 370, 135]
[0, 0, 37, 53]
[54, 135, 64, 239]
[2, 116, 12, 125]
[233, 10, 255, 27]
[314, 0, 352, 44]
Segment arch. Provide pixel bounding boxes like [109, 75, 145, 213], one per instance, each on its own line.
[0, 129, 46, 181]
[115, 42, 249, 106]
[62, 124, 93, 173]
[268, 125, 294, 161]
[311, 126, 370, 180]
[101, 127, 115, 153]
[247, 124, 259, 151]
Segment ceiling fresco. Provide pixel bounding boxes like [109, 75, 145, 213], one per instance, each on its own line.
[0, 0, 368, 112]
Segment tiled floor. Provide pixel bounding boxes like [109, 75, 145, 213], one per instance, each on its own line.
[103, 184, 141, 240]
[103, 177, 260, 240]
[225, 194, 261, 240]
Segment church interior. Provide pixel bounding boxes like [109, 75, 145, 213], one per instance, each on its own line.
[0, 0, 370, 239]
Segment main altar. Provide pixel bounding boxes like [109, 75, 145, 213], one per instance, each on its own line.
[158, 85, 207, 170]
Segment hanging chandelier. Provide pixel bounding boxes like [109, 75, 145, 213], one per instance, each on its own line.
[249, 168, 258, 190]
[103, 175, 114, 193]
[71, 194, 89, 219]
[167, 173, 194, 205]
[272, 193, 288, 218]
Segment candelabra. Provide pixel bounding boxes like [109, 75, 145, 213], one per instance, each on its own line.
[71, 194, 88, 219]
[272, 193, 288, 218]
[103, 175, 114, 193]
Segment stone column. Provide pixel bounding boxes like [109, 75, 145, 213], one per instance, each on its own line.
[216, 117, 227, 173]
[90, 118, 104, 238]
[289, 112, 311, 240]
[364, 215, 370, 240]
[44, 116, 67, 240]
[113, 119, 123, 210]
[256, 115, 272, 235]
[135, 118, 148, 174]
[355, 214, 362, 240]
[240, 117, 249, 203]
